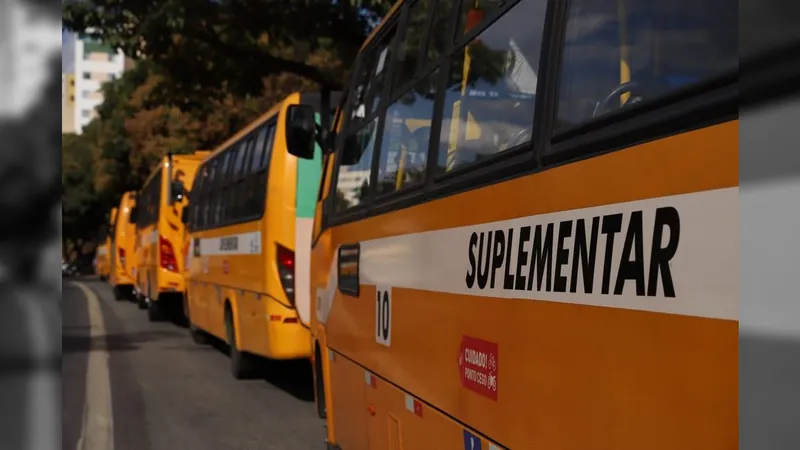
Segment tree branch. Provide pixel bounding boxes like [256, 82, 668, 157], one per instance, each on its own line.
[182, 26, 341, 89]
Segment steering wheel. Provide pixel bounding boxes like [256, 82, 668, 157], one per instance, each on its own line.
[592, 81, 643, 118]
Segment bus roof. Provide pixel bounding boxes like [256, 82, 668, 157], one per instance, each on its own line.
[140, 150, 208, 189]
[204, 91, 340, 162]
[174, 150, 212, 162]
[206, 93, 298, 161]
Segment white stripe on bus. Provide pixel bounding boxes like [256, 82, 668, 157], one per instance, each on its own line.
[316, 187, 738, 323]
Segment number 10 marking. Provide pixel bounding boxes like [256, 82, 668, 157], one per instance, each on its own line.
[375, 286, 392, 347]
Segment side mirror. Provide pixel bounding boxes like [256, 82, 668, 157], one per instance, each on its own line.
[181, 207, 189, 225]
[129, 206, 138, 224]
[285, 104, 316, 160]
[170, 180, 186, 204]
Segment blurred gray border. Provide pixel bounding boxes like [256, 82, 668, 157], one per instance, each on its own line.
[0, 1, 62, 450]
[740, 0, 800, 449]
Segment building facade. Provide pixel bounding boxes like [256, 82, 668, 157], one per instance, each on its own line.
[62, 32, 126, 134]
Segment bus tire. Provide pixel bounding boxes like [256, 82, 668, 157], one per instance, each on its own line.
[225, 307, 256, 380]
[112, 286, 123, 301]
[147, 300, 162, 322]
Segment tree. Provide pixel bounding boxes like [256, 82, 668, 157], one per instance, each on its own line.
[62, 0, 392, 108]
[62, 132, 102, 262]
[60, 59, 321, 257]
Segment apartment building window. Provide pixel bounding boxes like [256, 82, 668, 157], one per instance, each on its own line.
[82, 72, 91, 80]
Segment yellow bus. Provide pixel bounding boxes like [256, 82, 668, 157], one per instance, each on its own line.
[110, 191, 138, 301]
[95, 207, 116, 281]
[131, 151, 209, 321]
[94, 242, 109, 281]
[184, 91, 339, 379]
[286, 0, 738, 448]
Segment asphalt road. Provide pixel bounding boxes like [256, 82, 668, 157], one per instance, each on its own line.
[62, 278, 325, 450]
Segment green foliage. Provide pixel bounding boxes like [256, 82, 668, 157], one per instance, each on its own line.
[62, 132, 102, 257]
[60, 0, 395, 253]
[63, 0, 393, 107]
[60, 61, 327, 249]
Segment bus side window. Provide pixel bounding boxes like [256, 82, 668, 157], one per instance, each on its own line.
[375, 69, 439, 194]
[232, 136, 254, 220]
[215, 149, 233, 225]
[189, 166, 206, 230]
[245, 122, 276, 218]
[221, 143, 242, 223]
[553, 0, 737, 132]
[334, 22, 399, 213]
[245, 125, 269, 218]
[202, 158, 218, 229]
[334, 119, 380, 213]
[436, 0, 547, 174]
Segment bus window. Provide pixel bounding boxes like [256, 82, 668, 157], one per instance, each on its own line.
[456, 0, 506, 39]
[437, 0, 547, 173]
[190, 166, 207, 228]
[394, 0, 430, 91]
[244, 122, 275, 218]
[250, 126, 268, 172]
[261, 123, 277, 169]
[425, 0, 458, 62]
[376, 68, 439, 194]
[370, 29, 398, 116]
[350, 25, 398, 129]
[138, 169, 161, 228]
[201, 158, 217, 228]
[213, 150, 232, 225]
[334, 118, 380, 212]
[233, 136, 255, 218]
[222, 143, 242, 222]
[233, 138, 249, 177]
[554, 0, 737, 132]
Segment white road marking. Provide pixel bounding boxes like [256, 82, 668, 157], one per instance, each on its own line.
[73, 282, 115, 450]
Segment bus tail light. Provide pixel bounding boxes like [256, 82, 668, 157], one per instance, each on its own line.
[160, 236, 178, 272]
[276, 244, 295, 306]
[119, 248, 126, 269]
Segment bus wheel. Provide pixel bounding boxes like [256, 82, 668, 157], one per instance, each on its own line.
[147, 300, 162, 322]
[112, 286, 123, 301]
[225, 308, 256, 380]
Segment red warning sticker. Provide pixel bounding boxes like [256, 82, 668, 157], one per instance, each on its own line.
[459, 335, 498, 401]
